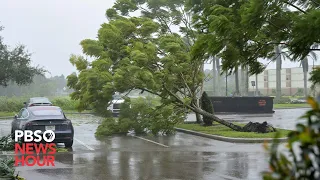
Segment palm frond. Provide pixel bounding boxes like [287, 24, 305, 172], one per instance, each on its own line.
[309, 51, 318, 61]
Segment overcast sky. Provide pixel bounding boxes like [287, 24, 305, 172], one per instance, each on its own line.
[0, 0, 319, 77]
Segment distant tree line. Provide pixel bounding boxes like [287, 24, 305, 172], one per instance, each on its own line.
[0, 74, 72, 97]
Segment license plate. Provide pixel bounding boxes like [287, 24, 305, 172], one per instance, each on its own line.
[45, 125, 55, 131]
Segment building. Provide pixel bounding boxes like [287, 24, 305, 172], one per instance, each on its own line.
[248, 65, 320, 96]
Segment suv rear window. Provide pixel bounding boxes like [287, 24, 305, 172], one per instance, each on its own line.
[31, 110, 62, 116]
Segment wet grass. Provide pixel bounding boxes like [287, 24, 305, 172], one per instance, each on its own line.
[273, 104, 309, 109]
[0, 112, 16, 118]
[175, 123, 291, 138]
[0, 110, 94, 118]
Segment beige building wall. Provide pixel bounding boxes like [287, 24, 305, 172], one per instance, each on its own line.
[249, 65, 319, 96]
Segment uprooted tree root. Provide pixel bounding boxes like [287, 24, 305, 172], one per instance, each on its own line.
[242, 121, 276, 133]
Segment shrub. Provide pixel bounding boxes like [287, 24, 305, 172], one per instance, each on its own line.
[0, 157, 24, 179]
[200, 91, 214, 126]
[95, 118, 123, 136]
[95, 97, 186, 136]
[273, 97, 291, 104]
[0, 96, 79, 112]
[263, 97, 320, 180]
[0, 134, 16, 151]
[51, 96, 79, 110]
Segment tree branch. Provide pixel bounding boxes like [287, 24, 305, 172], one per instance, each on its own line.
[179, 72, 193, 97]
[163, 85, 197, 112]
[283, 1, 307, 14]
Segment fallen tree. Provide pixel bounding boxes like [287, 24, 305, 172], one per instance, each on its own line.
[66, 0, 276, 133]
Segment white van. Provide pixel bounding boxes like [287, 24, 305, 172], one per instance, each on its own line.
[107, 99, 125, 117]
[107, 95, 146, 117]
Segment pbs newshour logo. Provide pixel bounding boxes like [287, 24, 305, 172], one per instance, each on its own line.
[15, 130, 55, 142]
[14, 130, 57, 167]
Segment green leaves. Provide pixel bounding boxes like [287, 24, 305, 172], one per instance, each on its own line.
[289, 10, 320, 60]
[138, 19, 160, 36]
[80, 39, 104, 58]
[67, 0, 208, 121]
[263, 97, 320, 180]
[69, 54, 88, 71]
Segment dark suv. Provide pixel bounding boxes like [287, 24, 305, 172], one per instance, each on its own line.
[24, 97, 53, 107]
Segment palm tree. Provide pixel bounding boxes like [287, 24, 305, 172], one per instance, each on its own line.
[274, 45, 292, 99]
[216, 57, 221, 96]
[275, 45, 282, 100]
[234, 66, 240, 96]
[300, 51, 318, 98]
[240, 65, 249, 96]
[212, 56, 217, 96]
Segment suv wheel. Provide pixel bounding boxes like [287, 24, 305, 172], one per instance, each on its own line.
[64, 140, 73, 148]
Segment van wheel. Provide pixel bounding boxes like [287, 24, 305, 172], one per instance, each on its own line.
[64, 140, 73, 148]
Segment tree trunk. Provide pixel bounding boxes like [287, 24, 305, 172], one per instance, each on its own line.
[192, 99, 203, 124]
[192, 106, 275, 133]
[255, 74, 259, 96]
[194, 107, 243, 131]
[212, 57, 216, 96]
[234, 67, 240, 96]
[275, 46, 282, 100]
[304, 71, 308, 98]
[302, 57, 309, 98]
[245, 66, 249, 96]
[216, 57, 221, 96]
[195, 63, 205, 124]
[240, 66, 245, 95]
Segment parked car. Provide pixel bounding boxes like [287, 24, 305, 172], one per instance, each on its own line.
[11, 106, 74, 147]
[24, 97, 52, 107]
[290, 98, 307, 104]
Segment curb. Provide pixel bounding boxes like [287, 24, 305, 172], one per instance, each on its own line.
[174, 128, 288, 143]
[273, 107, 310, 109]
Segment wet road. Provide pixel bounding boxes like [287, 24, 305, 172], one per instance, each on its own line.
[0, 109, 308, 180]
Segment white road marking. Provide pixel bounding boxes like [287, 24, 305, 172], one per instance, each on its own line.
[74, 138, 95, 151]
[132, 135, 169, 148]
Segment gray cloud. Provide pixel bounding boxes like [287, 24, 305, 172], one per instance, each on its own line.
[0, 0, 115, 77]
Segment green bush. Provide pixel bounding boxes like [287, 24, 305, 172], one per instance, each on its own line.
[0, 96, 79, 112]
[263, 97, 320, 180]
[0, 157, 24, 179]
[273, 97, 291, 104]
[95, 97, 186, 136]
[0, 134, 16, 151]
[200, 92, 214, 126]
